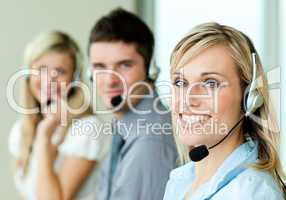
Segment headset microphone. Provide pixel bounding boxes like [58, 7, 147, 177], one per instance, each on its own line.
[46, 99, 52, 106]
[189, 145, 209, 162]
[189, 117, 244, 162]
[111, 95, 122, 107]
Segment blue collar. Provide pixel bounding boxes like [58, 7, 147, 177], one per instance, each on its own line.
[200, 137, 258, 199]
[170, 137, 259, 200]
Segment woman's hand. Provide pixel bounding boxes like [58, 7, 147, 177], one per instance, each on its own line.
[36, 97, 63, 144]
[34, 97, 97, 200]
[35, 98, 64, 200]
[36, 113, 60, 143]
[35, 98, 63, 163]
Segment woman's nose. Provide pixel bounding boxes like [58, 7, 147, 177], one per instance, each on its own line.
[172, 90, 202, 114]
[183, 83, 212, 113]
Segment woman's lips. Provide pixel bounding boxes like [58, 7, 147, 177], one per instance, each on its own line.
[178, 113, 211, 130]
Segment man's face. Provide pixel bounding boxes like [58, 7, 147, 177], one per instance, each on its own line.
[89, 41, 147, 108]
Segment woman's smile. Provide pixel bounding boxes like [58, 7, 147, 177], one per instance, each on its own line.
[178, 113, 211, 130]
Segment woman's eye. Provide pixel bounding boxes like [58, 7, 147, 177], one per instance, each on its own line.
[56, 68, 65, 75]
[173, 79, 187, 87]
[204, 79, 220, 88]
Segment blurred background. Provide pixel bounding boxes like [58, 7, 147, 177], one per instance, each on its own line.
[0, 0, 285, 199]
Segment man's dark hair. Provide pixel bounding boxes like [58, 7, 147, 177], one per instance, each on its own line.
[88, 8, 154, 78]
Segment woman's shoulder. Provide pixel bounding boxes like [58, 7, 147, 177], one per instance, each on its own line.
[58, 115, 112, 161]
[239, 168, 280, 187]
[163, 163, 194, 200]
[230, 167, 284, 199]
[68, 115, 111, 140]
[71, 114, 105, 125]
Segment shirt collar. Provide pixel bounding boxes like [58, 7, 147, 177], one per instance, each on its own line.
[200, 136, 258, 199]
[169, 137, 259, 200]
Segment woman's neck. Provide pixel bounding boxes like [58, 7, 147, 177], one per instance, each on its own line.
[191, 130, 244, 193]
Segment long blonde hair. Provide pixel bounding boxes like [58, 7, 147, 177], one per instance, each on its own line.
[19, 31, 92, 175]
[170, 22, 285, 195]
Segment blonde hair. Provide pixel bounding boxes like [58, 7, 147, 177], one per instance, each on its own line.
[19, 31, 92, 175]
[170, 22, 285, 195]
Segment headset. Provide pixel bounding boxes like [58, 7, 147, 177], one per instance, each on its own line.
[146, 58, 160, 82]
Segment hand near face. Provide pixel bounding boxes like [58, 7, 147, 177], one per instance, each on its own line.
[36, 97, 63, 144]
[38, 116, 59, 145]
[30, 51, 74, 143]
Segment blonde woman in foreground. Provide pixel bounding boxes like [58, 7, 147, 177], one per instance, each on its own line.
[164, 22, 285, 199]
[9, 31, 110, 200]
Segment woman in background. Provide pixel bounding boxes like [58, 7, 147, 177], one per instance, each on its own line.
[164, 22, 285, 199]
[9, 31, 110, 200]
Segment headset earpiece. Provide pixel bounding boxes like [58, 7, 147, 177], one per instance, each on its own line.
[243, 53, 263, 116]
[72, 67, 81, 82]
[245, 90, 264, 116]
[147, 59, 160, 82]
[87, 68, 93, 82]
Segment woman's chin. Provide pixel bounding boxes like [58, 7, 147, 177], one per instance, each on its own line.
[178, 132, 208, 147]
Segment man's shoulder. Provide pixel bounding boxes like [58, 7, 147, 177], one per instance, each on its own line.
[120, 97, 173, 139]
[123, 110, 174, 146]
[119, 96, 176, 157]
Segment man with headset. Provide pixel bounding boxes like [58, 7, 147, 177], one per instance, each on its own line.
[88, 8, 177, 200]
